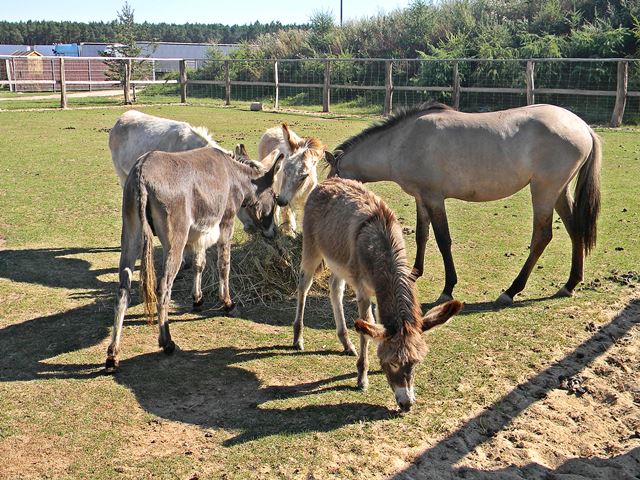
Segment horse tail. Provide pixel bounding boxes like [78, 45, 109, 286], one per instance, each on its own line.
[574, 129, 602, 255]
[137, 155, 157, 324]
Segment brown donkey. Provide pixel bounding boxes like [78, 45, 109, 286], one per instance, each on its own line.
[294, 178, 463, 411]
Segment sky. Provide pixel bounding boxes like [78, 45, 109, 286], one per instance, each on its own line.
[2, 0, 414, 25]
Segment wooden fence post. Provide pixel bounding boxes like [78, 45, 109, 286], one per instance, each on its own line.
[452, 61, 460, 110]
[224, 60, 231, 105]
[322, 59, 331, 113]
[274, 60, 279, 110]
[5, 59, 12, 92]
[59, 58, 67, 109]
[124, 59, 132, 105]
[179, 59, 187, 103]
[51, 58, 56, 92]
[610, 60, 628, 128]
[526, 60, 535, 105]
[88, 59, 92, 92]
[384, 60, 393, 116]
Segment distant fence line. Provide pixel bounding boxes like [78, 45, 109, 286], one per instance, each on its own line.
[1, 55, 639, 125]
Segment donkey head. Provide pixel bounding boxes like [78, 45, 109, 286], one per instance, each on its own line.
[276, 128, 324, 207]
[242, 148, 284, 238]
[354, 300, 463, 412]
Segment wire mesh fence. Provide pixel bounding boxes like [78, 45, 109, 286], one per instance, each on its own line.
[1, 55, 639, 124]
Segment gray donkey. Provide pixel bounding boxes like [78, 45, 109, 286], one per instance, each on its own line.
[105, 146, 284, 372]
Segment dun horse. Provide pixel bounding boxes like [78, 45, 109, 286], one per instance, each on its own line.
[325, 102, 601, 305]
[105, 146, 283, 371]
[294, 178, 463, 411]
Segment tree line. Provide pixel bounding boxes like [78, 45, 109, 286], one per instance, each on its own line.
[0, 19, 300, 45]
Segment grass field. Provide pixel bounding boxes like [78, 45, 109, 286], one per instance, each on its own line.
[0, 105, 638, 479]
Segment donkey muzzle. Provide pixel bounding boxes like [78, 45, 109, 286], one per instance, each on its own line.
[276, 196, 288, 207]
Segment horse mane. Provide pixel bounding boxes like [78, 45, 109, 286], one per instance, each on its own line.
[334, 100, 454, 154]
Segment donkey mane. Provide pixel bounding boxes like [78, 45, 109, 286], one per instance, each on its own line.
[302, 136, 325, 152]
[334, 101, 453, 154]
[228, 151, 266, 178]
[362, 194, 422, 335]
[191, 125, 218, 146]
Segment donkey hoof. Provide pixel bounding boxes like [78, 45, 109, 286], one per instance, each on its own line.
[436, 293, 453, 304]
[495, 293, 513, 307]
[293, 340, 304, 351]
[163, 340, 176, 355]
[343, 344, 357, 356]
[192, 298, 205, 312]
[358, 379, 369, 391]
[105, 357, 119, 373]
[555, 286, 574, 298]
[222, 302, 236, 316]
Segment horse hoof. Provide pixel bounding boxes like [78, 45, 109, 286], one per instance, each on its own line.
[343, 344, 357, 356]
[105, 357, 119, 373]
[555, 286, 573, 298]
[163, 340, 176, 355]
[192, 298, 204, 312]
[436, 293, 453, 304]
[409, 268, 422, 282]
[495, 293, 513, 306]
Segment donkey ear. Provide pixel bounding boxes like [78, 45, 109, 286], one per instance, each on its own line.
[354, 319, 386, 340]
[282, 123, 300, 152]
[421, 300, 463, 332]
[263, 152, 284, 185]
[234, 144, 248, 158]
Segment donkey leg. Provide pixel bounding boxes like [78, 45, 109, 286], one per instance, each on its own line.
[293, 238, 322, 351]
[157, 244, 185, 354]
[555, 188, 584, 296]
[410, 197, 431, 281]
[424, 198, 457, 302]
[498, 188, 555, 305]
[356, 294, 374, 390]
[217, 220, 235, 313]
[329, 274, 357, 356]
[106, 251, 138, 372]
[191, 247, 206, 311]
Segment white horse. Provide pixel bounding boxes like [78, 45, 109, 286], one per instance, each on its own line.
[109, 110, 230, 186]
[256, 123, 324, 234]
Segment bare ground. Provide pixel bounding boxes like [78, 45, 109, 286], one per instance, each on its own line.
[397, 294, 640, 480]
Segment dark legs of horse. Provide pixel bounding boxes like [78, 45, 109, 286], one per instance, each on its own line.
[554, 188, 584, 296]
[424, 198, 458, 302]
[498, 190, 554, 305]
[410, 198, 431, 281]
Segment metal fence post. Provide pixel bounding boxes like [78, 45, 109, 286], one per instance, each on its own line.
[526, 60, 535, 105]
[124, 59, 132, 105]
[274, 60, 279, 110]
[452, 61, 460, 110]
[384, 60, 393, 116]
[224, 60, 231, 105]
[322, 59, 331, 113]
[179, 59, 187, 103]
[610, 60, 628, 128]
[59, 58, 67, 109]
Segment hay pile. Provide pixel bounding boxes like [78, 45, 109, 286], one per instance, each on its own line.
[200, 233, 332, 308]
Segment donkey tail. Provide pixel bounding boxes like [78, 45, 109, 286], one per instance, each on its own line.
[137, 157, 157, 324]
[574, 129, 602, 255]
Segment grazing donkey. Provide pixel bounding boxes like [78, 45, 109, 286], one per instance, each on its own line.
[293, 178, 463, 411]
[326, 102, 601, 305]
[255, 123, 324, 233]
[105, 146, 284, 372]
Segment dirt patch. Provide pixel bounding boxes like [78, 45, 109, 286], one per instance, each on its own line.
[400, 294, 640, 479]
